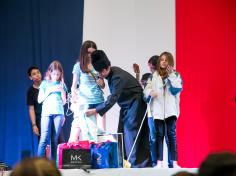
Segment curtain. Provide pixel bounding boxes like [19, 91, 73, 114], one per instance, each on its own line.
[0, 0, 84, 167]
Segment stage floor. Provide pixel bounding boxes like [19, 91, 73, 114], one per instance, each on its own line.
[3, 168, 198, 176]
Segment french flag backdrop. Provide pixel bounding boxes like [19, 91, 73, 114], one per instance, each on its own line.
[0, 0, 236, 168]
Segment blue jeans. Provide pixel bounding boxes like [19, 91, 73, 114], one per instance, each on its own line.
[165, 132, 174, 168]
[38, 114, 64, 160]
[147, 117, 157, 166]
[154, 116, 177, 162]
[148, 117, 173, 167]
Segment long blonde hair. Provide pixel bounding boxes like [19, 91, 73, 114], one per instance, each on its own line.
[79, 40, 97, 73]
[45, 60, 64, 82]
[157, 52, 174, 79]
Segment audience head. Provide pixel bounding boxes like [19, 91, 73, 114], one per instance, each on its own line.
[198, 152, 236, 176]
[10, 157, 61, 176]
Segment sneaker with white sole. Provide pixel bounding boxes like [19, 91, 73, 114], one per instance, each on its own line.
[173, 161, 181, 168]
[154, 161, 163, 168]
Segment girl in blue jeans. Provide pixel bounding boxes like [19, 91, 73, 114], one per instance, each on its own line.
[38, 60, 67, 160]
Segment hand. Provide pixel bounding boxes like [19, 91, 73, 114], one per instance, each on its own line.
[96, 78, 105, 89]
[59, 83, 66, 92]
[32, 126, 40, 136]
[70, 89, 78, 102]
[133, 63, 140, 74]
[71, 94, 78, 103]
[61, 117, 66, 127]
[166, 65, 174, 74]
[47, 85, 61, 93]
[149, 90, 158, 98]
[85, 109, 97, 117]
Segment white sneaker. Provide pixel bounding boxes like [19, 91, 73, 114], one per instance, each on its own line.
[162, 163, 169, 169]
[154, 161, 163, 168]
[173, 161, 181, 168]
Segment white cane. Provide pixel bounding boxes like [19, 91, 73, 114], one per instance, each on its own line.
[124, 97, 152, 168]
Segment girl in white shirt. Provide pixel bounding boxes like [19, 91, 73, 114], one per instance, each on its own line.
[144, 52, 183, 168]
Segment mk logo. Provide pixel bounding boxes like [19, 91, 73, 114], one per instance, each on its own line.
[71, 155, 82, 161]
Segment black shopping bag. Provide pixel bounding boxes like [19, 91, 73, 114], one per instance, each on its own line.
[62, 149, 91, 169]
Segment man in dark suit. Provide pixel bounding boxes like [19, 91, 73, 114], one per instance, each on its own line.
[86, 50, 151, 168]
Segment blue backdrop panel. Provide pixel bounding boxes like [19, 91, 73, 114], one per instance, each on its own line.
[0, 0, 84, 167]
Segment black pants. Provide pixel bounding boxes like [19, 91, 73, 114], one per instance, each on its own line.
[118, 97, 151, 168]
[36, 116, 41, 142]
[154, 116, 178, 161]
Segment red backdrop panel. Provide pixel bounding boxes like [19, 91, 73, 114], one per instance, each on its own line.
[176, 0, 236, 167]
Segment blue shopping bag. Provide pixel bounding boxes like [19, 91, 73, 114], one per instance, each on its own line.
[90, 142, 119, 169]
